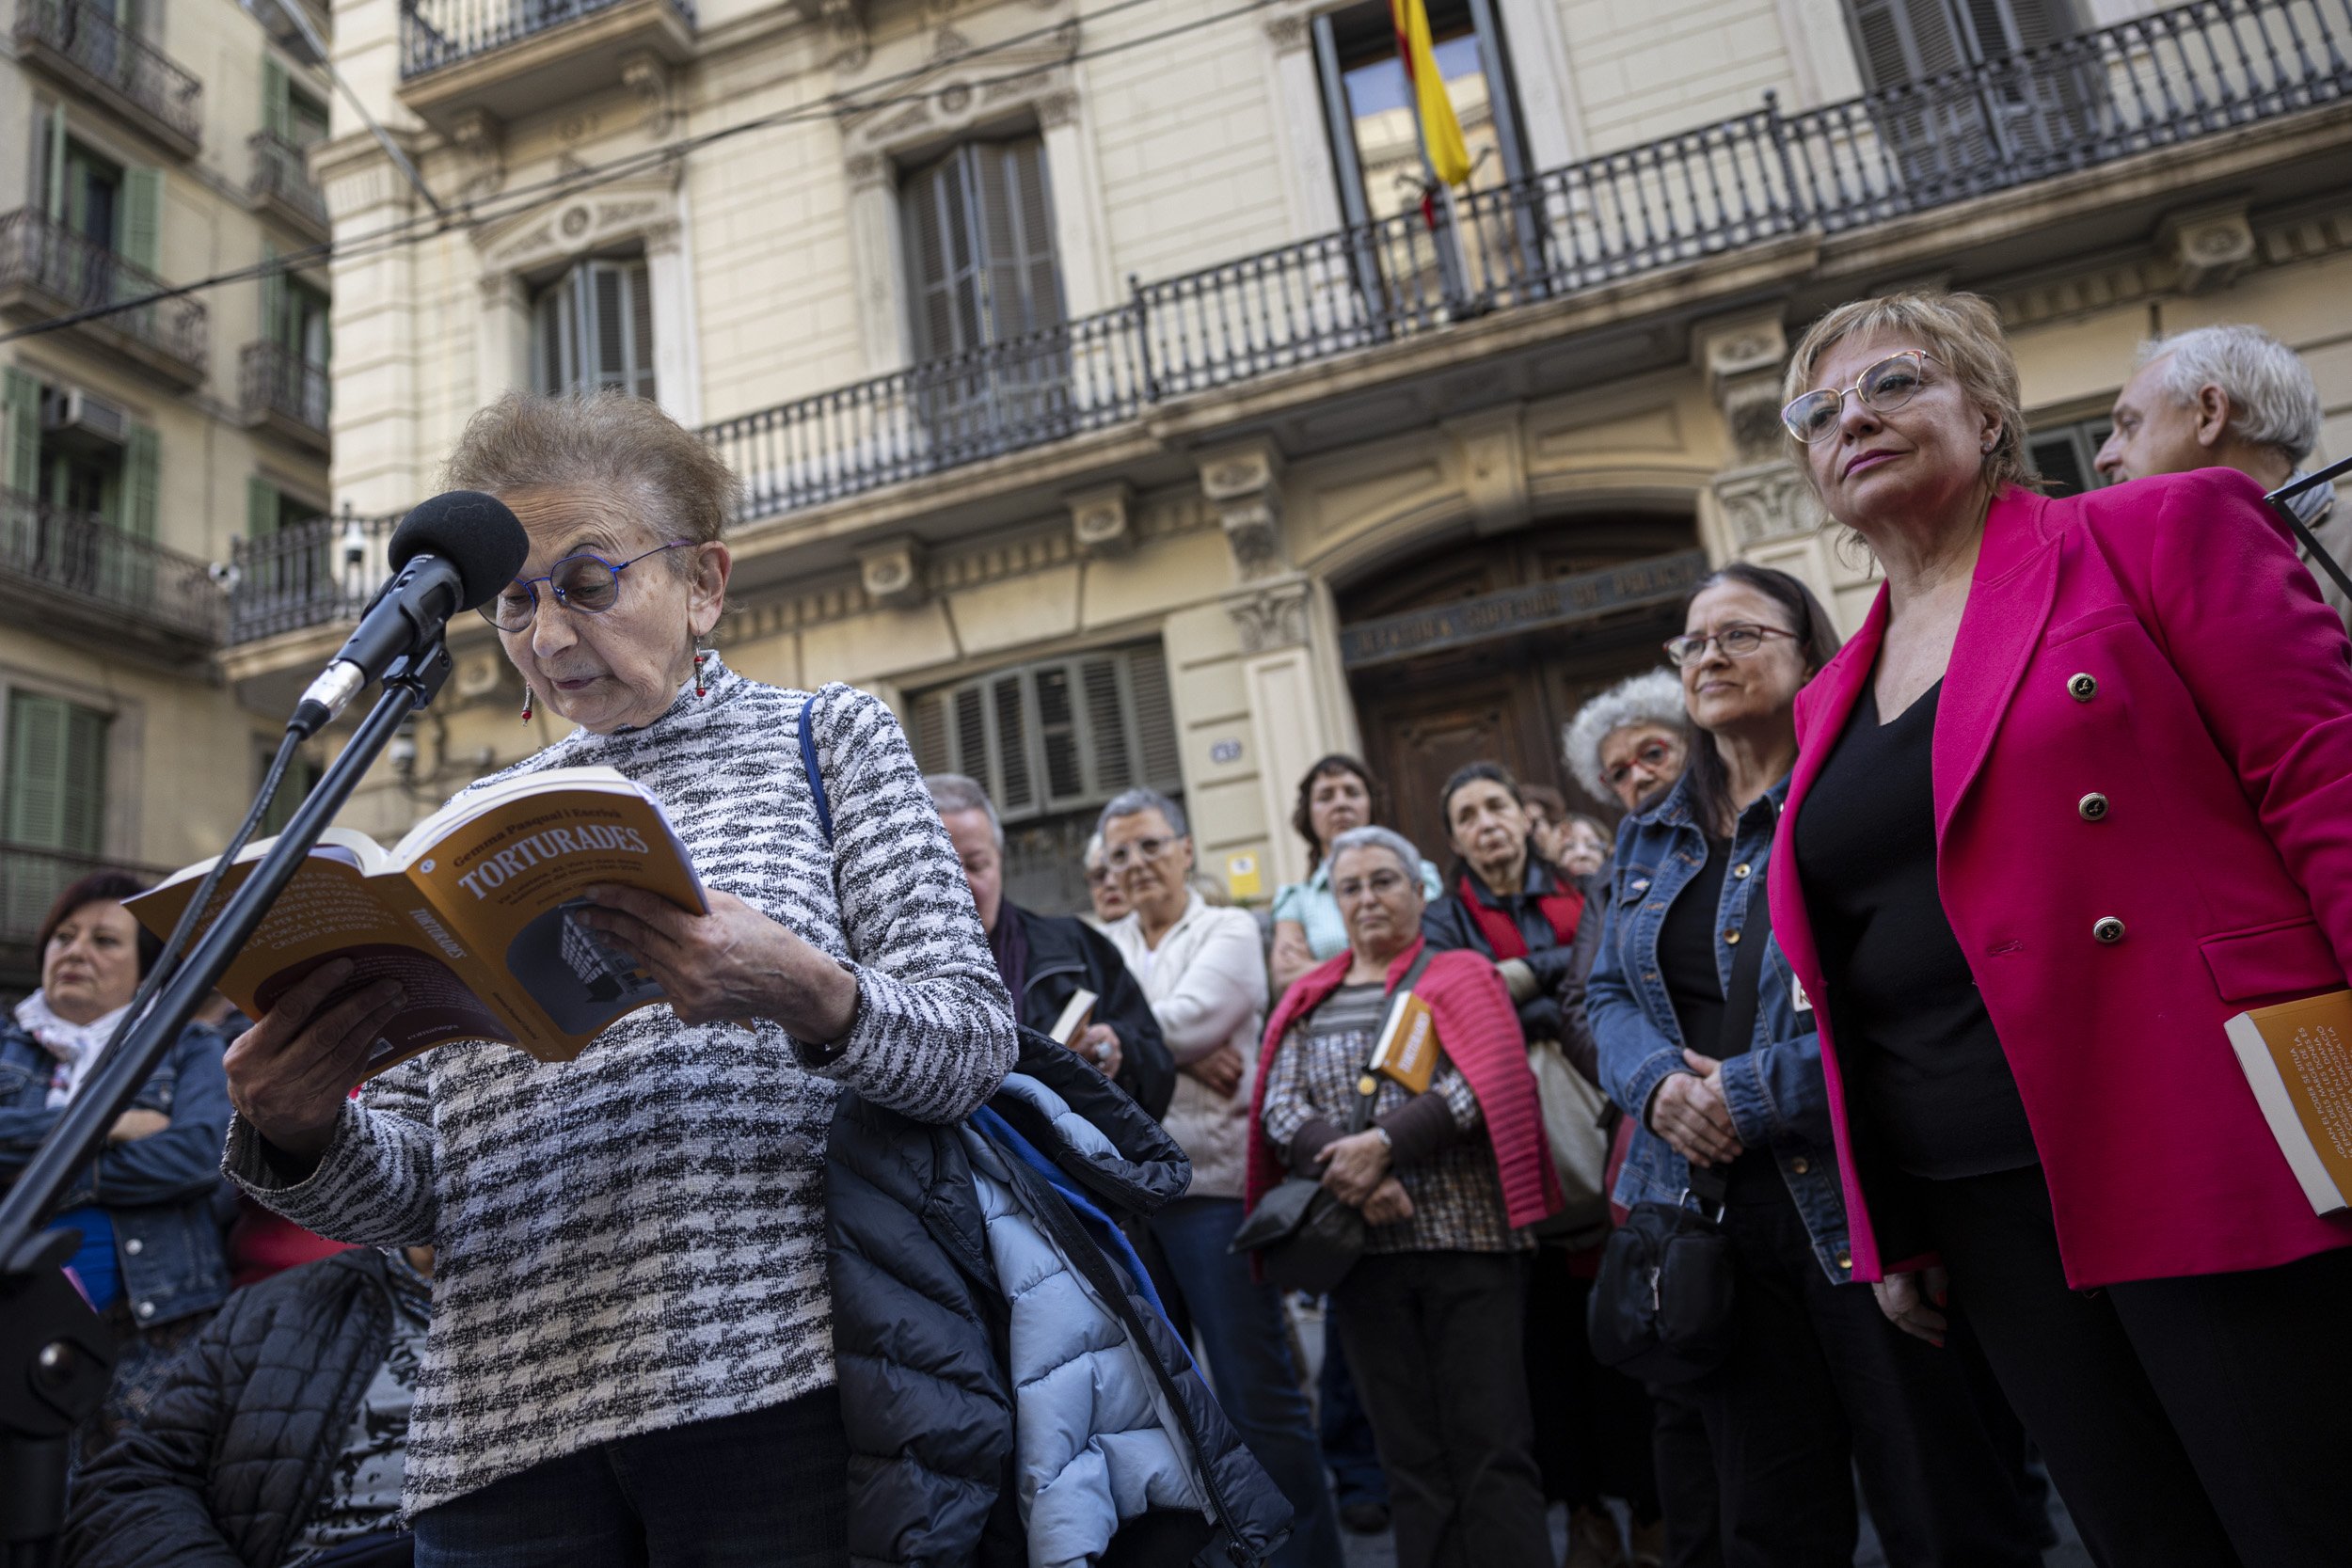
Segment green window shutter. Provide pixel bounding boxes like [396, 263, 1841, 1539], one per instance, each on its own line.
[6, 692, 103, 854]
[2, 369, 40, 497]
[121, 166, 161, 270]
[262, 242, 285, 348]
[123, 424, 160, 538]
[41, 110, 68, 222]
[262, 55, 292, 141]
[246, 475, 279, 541]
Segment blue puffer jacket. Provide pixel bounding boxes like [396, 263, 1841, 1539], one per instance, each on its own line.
[1588, 771, 1857, 1282]
[0, 1018, 234, 1326]
[828, 1026, 1291, 1568]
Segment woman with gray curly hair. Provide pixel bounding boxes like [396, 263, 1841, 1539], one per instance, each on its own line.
[1563, 669, 1691, 816]
[220, 391, 1017, 1564]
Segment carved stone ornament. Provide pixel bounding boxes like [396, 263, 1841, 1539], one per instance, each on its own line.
[1721, 372, 1794, 469]
[1694, 312, 1788, 398]
[858, 536, 928, 607]
[1198, 439, 1287, 580]
[2161, 200, 2256, 294]
[448, 109, 506, 201]
[472, 171, 685, 276]
[1712, 462, 1821, 549]
[619, 51, 677, 136]
[1224, 579, 1313, 655]
[836, 13, 1079, 156]
[818, 0, 869, 71]
[1067, 483, 1134, 556]
[1263, 11, 1310, 49]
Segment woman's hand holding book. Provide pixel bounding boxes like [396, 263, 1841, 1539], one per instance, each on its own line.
[226, 958, 405, 1168]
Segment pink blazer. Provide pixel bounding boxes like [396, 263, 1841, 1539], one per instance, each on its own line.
[1769, 469, 2352, 1289]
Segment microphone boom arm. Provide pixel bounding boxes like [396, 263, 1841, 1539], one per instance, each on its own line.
[2265, 452, 2352, 606]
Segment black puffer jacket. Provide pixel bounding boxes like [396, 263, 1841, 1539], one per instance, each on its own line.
[829, 1026, 1291, 1568]
[65, 1249, 398, 1568]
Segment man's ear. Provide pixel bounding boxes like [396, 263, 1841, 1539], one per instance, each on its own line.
[2194, 385, 2234, 450]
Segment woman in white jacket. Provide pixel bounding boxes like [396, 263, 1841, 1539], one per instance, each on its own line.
[1100, 788, 1343, 1568]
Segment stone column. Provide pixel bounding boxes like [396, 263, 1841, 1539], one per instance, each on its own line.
[845, 151, 908, 375]
[1263, 10, 1345, 239]
[317, 135, 424, 515]
[475, 272, 532, 402]
[1039, 91, 1114, 318]
[1491, 0, 1585, 167]
[643, 215, 703, 427]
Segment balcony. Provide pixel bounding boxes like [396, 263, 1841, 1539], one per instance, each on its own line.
[227, 508, 396, 645]
[232, 0, 2352, 645]
[396, 0, 695, 130]
[0, 488, 224, 660]
[248, 131, 330, 241]
[241, 342, 331, 452]
[0, 210, 209, 388]
[12, 0, 202, 157]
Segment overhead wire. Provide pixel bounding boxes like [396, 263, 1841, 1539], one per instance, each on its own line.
[0, 0, 1284, 344]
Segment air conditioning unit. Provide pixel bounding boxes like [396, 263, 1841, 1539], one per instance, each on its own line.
[40, 388, 131, 452]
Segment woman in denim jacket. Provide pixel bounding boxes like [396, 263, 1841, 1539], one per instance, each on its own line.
[1589, 565, 2042, 1567]
[0, 869, 234, 1460]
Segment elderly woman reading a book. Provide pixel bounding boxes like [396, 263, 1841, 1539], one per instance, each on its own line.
[218, 390, 1017, 1566]
[1247, 825, 1560, 1568]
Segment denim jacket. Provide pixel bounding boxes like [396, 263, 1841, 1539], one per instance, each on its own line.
[1587, 771, 1856, 1283]
[0, 1020, 234, 1327]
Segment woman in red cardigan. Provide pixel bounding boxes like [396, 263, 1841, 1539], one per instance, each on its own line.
[1249, 824, 1559, 1568]
[1768, 290, 2352, 1567]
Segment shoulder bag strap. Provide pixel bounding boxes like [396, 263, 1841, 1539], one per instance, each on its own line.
[1348, 944, 1441, 1134]
[798, 695, 833, 846]
[1688, 873, 1775, 1209]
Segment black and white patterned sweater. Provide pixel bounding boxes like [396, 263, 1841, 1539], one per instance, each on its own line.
[223, 657, 1018, 1515]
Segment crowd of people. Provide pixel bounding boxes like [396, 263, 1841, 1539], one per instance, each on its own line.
[8, 301, 2350, 1568]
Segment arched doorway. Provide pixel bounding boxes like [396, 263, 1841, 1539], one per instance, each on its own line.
[1338, 514, 1704, 862]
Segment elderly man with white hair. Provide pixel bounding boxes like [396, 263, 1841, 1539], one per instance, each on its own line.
[2096, 322, 2352, 634]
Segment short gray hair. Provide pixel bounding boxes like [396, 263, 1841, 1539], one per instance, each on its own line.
[924, 773, 1001, 847]
[1327, 825, 1422, 884]
[1083, 832, 1106, 870]
[1563, 670, 1688, 806]
[1097, 787, 1186, 840]
[2140, 325, 2323, 464]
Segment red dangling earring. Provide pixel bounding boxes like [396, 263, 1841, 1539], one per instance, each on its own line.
[519, 685, 533, 724]
[693, 650, 709, 699]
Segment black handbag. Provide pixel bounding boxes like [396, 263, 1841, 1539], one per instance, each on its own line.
[1587, 876, 1773, 1385]
[1231, 947, 1438, 1293]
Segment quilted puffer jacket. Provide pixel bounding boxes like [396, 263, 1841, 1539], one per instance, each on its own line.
[64, 1247, 396, 1568]
[829, 1026, 1291, 1568]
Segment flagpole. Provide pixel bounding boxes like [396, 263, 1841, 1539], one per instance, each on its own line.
[1392, 2, 1469, 311]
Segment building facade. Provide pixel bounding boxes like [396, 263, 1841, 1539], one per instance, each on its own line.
[212, 0, 2352, 913]
[1, 0, 336, 985]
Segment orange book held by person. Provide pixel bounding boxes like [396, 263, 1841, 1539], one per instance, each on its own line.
[2226, 990, 2352, 1216]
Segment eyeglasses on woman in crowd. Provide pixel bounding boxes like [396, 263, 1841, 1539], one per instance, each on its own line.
[1602, 737, 1680, 795]
[1104, 833, 1181, 872]
[1780, 350, 1939, 443]
[1662, 623, 1799, 668]
[482, 540, 694, 631]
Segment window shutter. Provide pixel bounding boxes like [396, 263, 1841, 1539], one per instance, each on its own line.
[247, 475, 279, 541]
[591, 261, 627, 391]
[120, 166, 161, 270]
[901, 154, 970, 361]
[7, 694, 103, 854]
[1079, 656, 1134, 796]
[911, 691, 950, 774]
[1128, 651, 1180, 789]
[992, 139, 1064, 338]
[1035, 663, 1083, 804]
[120, 423, 159, 538]
[262, 55, 293, 141]
[628, 261, 656, 401]
[3, 369, 40, 497]
[40, 111, 67, 222]
[990, 673, 1035, 814]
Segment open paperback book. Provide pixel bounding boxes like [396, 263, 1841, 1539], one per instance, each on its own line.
[128, 767, 704, 1079]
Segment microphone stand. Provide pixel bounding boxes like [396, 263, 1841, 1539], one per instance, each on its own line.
[2265, 453, 2352, 604]
[0, 642, 449, 1568]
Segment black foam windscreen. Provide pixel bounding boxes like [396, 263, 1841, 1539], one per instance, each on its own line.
[387, 491, 532, 611]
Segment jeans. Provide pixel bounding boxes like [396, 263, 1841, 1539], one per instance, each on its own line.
[412, 1389, 848, 1568]
[1689, 1175, 2045, 1568]
[1330, 1251, 1550, 1568]
[1918, 1164, 2352, 1568]
[1144, 1196, 1343, 1568]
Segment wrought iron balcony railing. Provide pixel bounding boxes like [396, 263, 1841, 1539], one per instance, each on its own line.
[248, 131, 330, 235]
[0, 209, 208, 382]
[0, 488, 224, 647]
[241, 341, 331, 441]
[234, 0, 2352, 643]
[12, 0, 203, 153]
[0, 842, 174, 949]
[226, 509, 397, 644]
[399, 0, 696, 78]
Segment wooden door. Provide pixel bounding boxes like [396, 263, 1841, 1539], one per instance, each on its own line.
[1356, 658, 1556, 867]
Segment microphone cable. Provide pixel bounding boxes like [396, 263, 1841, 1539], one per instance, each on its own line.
[81, 728, 306, 1085]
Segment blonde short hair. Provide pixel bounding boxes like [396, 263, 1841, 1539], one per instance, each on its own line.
[442, 390, 741, 569]
[1783, 292, 2031, 492]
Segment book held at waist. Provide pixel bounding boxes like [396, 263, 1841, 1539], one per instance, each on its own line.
[2226, 989, 2352, 1216]
[129, 767, 705, 1079]
[1048, 990, 1097, 1049]
[1367, 989, 1438, 1096]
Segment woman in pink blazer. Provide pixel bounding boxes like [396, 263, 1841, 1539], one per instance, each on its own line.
[1765, 292, 2352, 1568]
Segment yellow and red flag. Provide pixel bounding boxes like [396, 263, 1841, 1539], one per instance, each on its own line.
[1391, 0, 1471, 187]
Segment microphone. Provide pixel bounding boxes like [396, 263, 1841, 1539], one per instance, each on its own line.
[290, 491, 530, 738]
